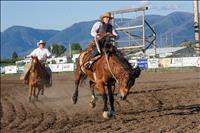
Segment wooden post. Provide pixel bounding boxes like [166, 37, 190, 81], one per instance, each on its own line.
[153, 28, 157, 58]
[194, 0, 200, 56]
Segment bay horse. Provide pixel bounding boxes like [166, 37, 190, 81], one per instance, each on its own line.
[28, 56, 45, 102]
[72, 34, 141, 118]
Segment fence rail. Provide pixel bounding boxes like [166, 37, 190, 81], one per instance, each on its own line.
[1, 57, 200, 74]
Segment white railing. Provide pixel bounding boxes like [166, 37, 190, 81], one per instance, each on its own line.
[1, 57, 200, 74]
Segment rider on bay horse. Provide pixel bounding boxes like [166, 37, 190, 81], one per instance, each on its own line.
[85, 12, 119, 69]
[20, 40, 52, 87]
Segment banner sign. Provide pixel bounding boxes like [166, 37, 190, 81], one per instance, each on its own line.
[170, 58, 183, 67]
[148, 58, 159, 68]
[195, 57, 200, 67]
[5, 66, 17, 74]
[158, 58, 171, 68]
[49, 64, 63, 72]
[137, 59, 148, 69]
[62, 63, 74, 71]
[0, 67, 5, 74]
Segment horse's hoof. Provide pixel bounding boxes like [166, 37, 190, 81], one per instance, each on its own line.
[89, 101, 96, 108]
[102, 111, 115, 119]
[102, 111, 110, 119]
[41, 91, 44, 95]
[109, 111, 115, 118]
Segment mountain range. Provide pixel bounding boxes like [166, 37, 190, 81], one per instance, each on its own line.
[1, 11, 197, 59]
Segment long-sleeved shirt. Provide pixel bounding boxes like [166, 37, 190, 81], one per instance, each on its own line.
[91, 21, 118, 37]
[27, 47, 51, 62]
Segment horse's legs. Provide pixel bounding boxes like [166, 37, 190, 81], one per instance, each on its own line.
[95, 81, 110, 118]
[36, 86, 42, 100]
[41, 85, 44, 95]
[89, 81, 96, 108]
[102, 93, 108, 112]
[29, 84, 33, 102]
[72, 69, 82, 104]
[33, 87, 36, 97]
[107, 84, 115, 116]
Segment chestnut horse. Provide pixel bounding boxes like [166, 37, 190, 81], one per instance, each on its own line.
[28, 56, 45, 102]
[72, 34, 141, 118]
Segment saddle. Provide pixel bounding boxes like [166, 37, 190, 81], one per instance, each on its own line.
[80, 33, 116, 70]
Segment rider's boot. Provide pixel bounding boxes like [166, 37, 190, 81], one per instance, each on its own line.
[85, 61, 94, 69]
[85, 49, 100, 69]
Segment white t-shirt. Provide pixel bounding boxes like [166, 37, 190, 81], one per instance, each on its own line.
[27, 47, 51, 61]
[91, 21, 118, 37]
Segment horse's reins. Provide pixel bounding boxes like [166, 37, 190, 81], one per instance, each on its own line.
[94, 36, 101, 53]
[104, 51, 119, 84]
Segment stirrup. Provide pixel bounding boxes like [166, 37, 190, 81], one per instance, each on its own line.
[85, 61, 93, 69]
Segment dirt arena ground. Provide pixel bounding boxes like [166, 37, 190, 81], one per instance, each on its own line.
[1, 69, 200, 133]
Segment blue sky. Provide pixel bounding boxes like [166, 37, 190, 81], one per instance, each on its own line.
[1, 1, 196, 32]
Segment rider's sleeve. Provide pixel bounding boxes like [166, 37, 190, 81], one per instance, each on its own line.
[112, 26, 119, 39]
[91, 22, 101, 37]
[46, 49, 52, 58]
[26, 49, 37, 58]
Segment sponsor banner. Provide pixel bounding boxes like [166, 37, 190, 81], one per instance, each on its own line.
[158, 58, 171, 68]
[182, 57, 197, 67]
[0, 66, 5, 74]
[62, 63, 74, 71]
[148, 58, 159, 68]
[5, 66, 17, 74]
[137, 59, 148, 69]
[170, 58, 183, 67]
[195, 57, 200, 67]
[49, 64, 63, 72]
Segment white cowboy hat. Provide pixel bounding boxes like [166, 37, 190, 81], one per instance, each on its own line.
[37, 40, 46, 46]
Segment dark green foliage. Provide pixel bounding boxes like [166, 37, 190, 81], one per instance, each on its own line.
[48, 44, 66, 57]
[1, 52, 22, 65]
[11, 51, 18, 60]
[180, 40, 194, 48]
[71, 43, 82, 54]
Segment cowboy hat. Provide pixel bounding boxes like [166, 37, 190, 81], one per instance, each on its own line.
[37, 40, 46, 46]
[99, 12, 113, 21]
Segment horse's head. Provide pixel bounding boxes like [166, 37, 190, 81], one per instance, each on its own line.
[30, 56, 40, 71]
[119, 66, 141, 100]
[31, 56, 39, 64]
[98, 33, 116, 50]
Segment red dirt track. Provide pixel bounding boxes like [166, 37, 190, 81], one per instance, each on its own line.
[1, 70, 200, 133]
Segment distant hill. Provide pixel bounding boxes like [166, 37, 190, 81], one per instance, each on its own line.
[1, 26, 59, 59]
[1, 11, 197, 58]
[47, 20, 96, 48]
[147, 11, 195, 46]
